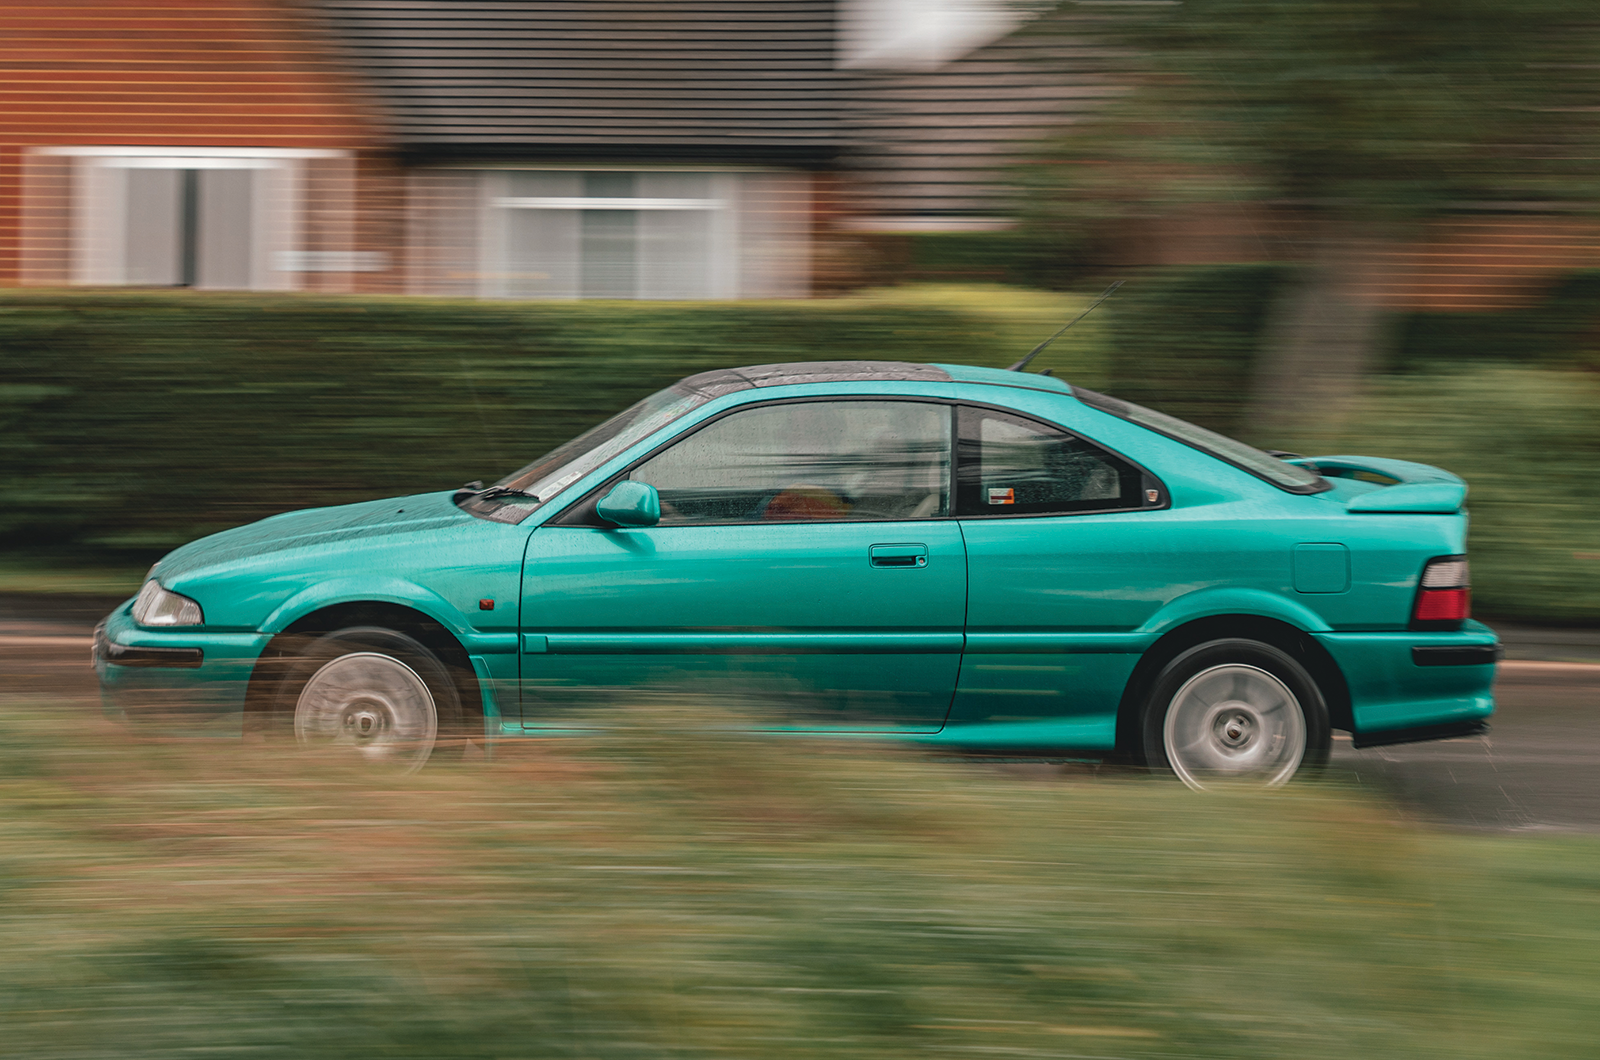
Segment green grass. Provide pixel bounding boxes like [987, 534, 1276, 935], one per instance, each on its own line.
[2, 701, 1597, 1059]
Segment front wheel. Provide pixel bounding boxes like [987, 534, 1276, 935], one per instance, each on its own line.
[1140, 639, 1331, 790]
[274, 627, 464, 773]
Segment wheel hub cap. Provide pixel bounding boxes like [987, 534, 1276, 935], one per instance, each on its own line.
[1163, 663, 1307, 790]
[294, 652, 438, 772]
[1216, 709, 1255, 747]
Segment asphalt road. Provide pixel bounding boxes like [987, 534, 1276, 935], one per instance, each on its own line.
[3, 593, 1595, 833]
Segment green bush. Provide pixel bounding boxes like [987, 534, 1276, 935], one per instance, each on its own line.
[1389, 269, 1600, 373]
[1101, 264, 1287, 438]
[0, 287, 1100, 560]
[1094, 266, 1600, 622]
[4, 283, 1596, 623]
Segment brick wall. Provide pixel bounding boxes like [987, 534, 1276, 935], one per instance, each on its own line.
[0, 0, 381, 286]
[1359, 218, 1600, 312]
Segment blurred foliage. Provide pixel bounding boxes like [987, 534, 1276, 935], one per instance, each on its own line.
[0, 287, 1105, 560]
[5, 282, 1598, 621]
[1020, 0, 1600, 245]
[1078, 266, 1600, 622]
[1390, 269, 1600, 373]
[1100, 264, 1286, 438]
[2, 701, 1599, 1059]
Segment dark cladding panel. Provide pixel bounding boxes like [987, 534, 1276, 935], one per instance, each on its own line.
[315, 0, 841, 161]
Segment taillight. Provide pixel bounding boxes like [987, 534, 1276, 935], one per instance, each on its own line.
[1412, 556, 1470, 629]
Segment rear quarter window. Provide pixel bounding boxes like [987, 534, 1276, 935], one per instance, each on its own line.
[1071, 387, 1330, 494]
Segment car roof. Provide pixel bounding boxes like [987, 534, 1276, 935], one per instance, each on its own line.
[677, 360, 1074, 398]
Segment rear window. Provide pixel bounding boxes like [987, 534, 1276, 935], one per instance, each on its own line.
[1071, 387, 1329, 494]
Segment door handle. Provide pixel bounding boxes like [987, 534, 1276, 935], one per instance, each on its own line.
[869, 543, 927, 568]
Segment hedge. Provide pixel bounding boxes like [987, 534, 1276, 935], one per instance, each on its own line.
[0, 286, 1104, 558]
[3, 282, 1595, 623]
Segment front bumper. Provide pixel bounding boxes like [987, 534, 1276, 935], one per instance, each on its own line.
[93, 602, 270, 735]
[1314, 619, 1499, 744]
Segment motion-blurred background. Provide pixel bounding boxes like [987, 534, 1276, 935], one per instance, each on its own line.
[4, 0, 1598, 622]
[3, 4, 1600, 1057]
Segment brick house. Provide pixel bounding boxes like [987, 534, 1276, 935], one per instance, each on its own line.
[3, 0, 1115, 299]
[13, 1, 1577, 305]
[2, 0, 384, 292]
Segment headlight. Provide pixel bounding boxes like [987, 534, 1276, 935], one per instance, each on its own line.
[131, 580, 204, 627]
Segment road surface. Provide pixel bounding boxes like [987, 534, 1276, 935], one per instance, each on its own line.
[3, 594, 1595, 831]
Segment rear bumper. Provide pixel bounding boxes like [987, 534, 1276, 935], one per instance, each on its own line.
[93, 604, 268, 735]
[1350, 718, 1490, 749]
[1314, 619, 1498, 743]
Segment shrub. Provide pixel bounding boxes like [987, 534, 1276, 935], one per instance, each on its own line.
[0, 287, 1100, 557]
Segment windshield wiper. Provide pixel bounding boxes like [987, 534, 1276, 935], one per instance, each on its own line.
[453, 481, 540, 504]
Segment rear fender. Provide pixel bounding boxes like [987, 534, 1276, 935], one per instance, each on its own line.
[1139, 587, 1332, 639]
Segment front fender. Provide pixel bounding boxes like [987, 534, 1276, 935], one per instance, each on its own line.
[261, 576, 472, 637]
[1139, 587, 1332, 638]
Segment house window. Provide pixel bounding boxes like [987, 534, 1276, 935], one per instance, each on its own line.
[484, 171, 738, 299]
[23, 147, 354, 291]
[406, 167, 811, 300]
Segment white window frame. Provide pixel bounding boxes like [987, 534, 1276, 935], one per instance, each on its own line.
[477, 167, 743, 300]
[33, 146, 347, 290]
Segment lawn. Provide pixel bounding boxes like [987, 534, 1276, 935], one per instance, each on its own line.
[1, 701, 1595, 1059]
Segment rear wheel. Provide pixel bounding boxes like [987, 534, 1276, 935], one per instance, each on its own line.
[274, 627, 464, 773]
[1140, 638, 1331, 790]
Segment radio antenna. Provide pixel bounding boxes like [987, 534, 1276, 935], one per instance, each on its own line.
[1006, 280, 1124, 372]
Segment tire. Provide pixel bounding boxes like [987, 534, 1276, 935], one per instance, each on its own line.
[1140, 638, 1331, 790]
[272, 626, 465, 773]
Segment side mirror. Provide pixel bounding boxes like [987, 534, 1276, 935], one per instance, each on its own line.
[596, 480, 661, 528]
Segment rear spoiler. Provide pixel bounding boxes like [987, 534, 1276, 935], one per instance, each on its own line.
[1285, 455, 1466, 514]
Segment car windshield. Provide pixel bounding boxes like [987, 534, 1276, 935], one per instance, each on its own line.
[1071, 386, 1329, 493]
[457, 384, 712, 522]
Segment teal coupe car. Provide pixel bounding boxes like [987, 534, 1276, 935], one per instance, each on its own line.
[94, 361, 1497, 787]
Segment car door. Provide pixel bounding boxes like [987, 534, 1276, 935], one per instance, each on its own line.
[951, 403, 1169, 749]
[518, 398, 966, 731]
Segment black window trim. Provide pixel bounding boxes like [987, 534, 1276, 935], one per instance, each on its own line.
[552, 395, 1172, 528]
[1071, 385, 1332, 496]
[951, 400, 1170, 521]
[551, 395, 962, 528]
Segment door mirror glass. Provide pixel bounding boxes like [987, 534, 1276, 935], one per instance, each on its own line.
[597, 480, 661, 527]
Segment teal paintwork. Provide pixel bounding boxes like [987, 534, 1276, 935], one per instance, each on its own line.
[94, 605, 266, 734]
[1315, 620, 1498, 732]
[595, 480, 662, 527]
[1292, 543, 1351, 594]
[95, 361, 1497, 753]
[1346, 482, 1469, 514]
[519, 519, 967, 731]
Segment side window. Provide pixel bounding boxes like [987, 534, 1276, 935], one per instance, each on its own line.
[956, 406, 1148, 516]
[630, 400, 951, 524]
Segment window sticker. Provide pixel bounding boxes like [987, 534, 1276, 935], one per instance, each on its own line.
[988, 487, 1015, 505]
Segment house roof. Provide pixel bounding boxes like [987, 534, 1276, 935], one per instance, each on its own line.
[846, 13, 1124, 223]
[315, 0, 842, 164]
